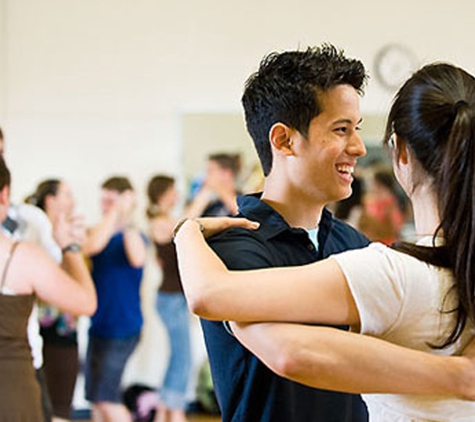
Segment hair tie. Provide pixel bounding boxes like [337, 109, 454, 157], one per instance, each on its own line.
[454, 100, 468, 114]
[27, 194, 38, 205]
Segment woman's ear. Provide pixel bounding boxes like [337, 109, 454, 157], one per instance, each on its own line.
[394, 135, 409, 165]
[269, 123, 294, 156]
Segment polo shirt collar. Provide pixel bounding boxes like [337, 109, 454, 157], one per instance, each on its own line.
[237, 193, 334, 242]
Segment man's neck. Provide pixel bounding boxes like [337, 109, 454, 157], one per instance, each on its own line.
[261, 178, 324, 230]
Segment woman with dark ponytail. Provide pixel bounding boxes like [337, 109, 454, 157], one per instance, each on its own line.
[383, 63, 475, 351]
[173, 63, 475, 421]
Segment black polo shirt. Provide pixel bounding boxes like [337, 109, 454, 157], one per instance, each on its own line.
[201, 193, 370, 422]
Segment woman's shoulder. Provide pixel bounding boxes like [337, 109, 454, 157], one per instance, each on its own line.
[0, 240, 47, 294]
[149, 215, 176, 243]
[333, 241, 440, 286]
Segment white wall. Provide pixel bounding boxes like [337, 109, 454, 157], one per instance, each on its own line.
[2, 0, 475, 213]
[0, 0, 6, 118]
[1, 0, 474, 403]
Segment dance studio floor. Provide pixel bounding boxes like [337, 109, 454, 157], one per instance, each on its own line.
[189, 416, 221, 422]
[77, 414, 221, 422]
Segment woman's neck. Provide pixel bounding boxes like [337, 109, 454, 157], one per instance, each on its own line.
[410, 185, 440, 237]
[45, 209, 56, 224]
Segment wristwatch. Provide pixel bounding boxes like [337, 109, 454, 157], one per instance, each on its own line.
[62, 243, 82, 254]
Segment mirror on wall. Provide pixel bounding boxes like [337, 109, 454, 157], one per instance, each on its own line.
[181, 112, 259, 195]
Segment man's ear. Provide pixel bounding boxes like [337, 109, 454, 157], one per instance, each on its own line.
[269, 123, 294, 156]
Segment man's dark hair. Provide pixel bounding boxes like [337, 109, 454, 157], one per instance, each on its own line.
[101, 176, 133, 193]
[242, 44, 367, 176]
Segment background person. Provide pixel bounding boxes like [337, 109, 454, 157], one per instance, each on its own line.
[1, 126, 66, 422]
[83, 176, 147, 422]
[27, 178, 83, 422]
[358, 165, 405, 244]
[147, 175, 193, 422]
[0, 155, 96, 422]
[186, 153, 241, 218]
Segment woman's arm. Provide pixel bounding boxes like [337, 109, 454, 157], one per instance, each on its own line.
[231, 321, 475, 400]
[119, 190, 146, 267]
[31, 209, 96, 315]
[11, 242, 97, 316]
[82, 207, 119, 256]
[123, 226, 146, 268]
[149, 216, 175, 244]
[175, 218, 359, 326]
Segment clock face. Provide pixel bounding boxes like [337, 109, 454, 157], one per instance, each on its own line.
[374, 44, 418, 91]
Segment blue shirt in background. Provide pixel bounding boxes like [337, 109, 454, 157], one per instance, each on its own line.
[90, 232, 144, 339]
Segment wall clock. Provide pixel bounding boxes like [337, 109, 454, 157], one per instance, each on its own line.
[374, 44, 418, 91]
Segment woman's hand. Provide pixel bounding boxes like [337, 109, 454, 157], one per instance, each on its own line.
[117, 190, 137, 225]
[52, 212, 86, 249]
[173, 216, 259, 321]
[174, 217, 259, 240]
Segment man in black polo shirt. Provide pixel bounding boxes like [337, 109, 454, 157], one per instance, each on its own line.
[200, 44, 370, 421]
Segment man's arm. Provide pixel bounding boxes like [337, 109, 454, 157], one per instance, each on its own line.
[230, 322, 475, 400]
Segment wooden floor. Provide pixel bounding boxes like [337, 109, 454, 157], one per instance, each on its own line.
[76, 415, 220, 422]
[189, 416, 220, 422]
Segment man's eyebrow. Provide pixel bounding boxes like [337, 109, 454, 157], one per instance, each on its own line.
[331, 117, 363, 125]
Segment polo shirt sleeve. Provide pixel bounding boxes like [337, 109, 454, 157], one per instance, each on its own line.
[208, 229, 277, 336]
[331, 243, 408, 336]
[208, 229, 276, 271]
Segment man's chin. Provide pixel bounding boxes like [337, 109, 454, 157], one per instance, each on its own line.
[336, 188, 352, 201]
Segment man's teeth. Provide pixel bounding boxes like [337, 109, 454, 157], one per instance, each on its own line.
[336, 165, 354, 174]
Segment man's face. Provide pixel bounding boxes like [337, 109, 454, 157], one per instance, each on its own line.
[288, 84, 366, 204]
[100, 188, 120, 215]
[206, 160, 233, 188]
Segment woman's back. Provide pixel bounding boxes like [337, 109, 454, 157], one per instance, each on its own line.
[0, 290, 34, 360]
[334, 241, 475, 421]
[0, 242, 45, 422]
